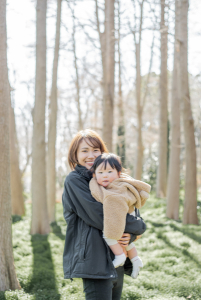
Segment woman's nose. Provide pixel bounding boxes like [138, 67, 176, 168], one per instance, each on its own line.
[87, 151, 95, 158]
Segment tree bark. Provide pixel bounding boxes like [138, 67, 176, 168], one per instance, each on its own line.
[156, 0, 168, 198]
[31, 0, 50, 234]
[166, 0, 180, 220]
[47, 0, 62, 224]
[180, 0, 198, 225]
[102, 0, 115, 151]
[116, 0, 126, 166]
[0, 0, 20, 290]
[10, 102, 25, 216]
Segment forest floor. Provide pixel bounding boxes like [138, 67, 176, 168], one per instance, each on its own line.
[0, 195, 201, 300]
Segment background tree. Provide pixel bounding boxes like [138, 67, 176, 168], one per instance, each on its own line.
[31, 0, 50, 234]
[131, 0, 144, 180]
[156, 0, 168, 198]
[0, 0, 20, 290]
[71, 2, 83, 131]
[95, 0, 115, 151]
[116, 0, 126, 166]
[166, 0, 180, 220]
[180, 0, 198, 225]
[47, 0, 62, 224]
[10, 100, 25, 216]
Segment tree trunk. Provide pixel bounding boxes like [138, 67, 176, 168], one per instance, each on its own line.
[102, 0, 115, 151]
[31, 0, 50, 234]
[10, 102, 25, 216]
[0, 0, 20, 290]
[134, 43, 143, 180]
[116, 0, 126, 166]
[47, 0, 62, 224]
[180, 0, 198, 225]
[71, 4, 83, 130]
[156, 0, 168, 198]
[166, 0, 180, 220]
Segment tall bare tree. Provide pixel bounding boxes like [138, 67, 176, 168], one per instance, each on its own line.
[71, 3, 83, 130]
[0, 0, 20, 290]
[166, 0, 180, 220]
[156, 0, 168, 197]
[31, 0, 50, 234]
[179, 0, 198, 224]
[116, 0, 126, 166]
[47, 0, 62, 224]
[10, 101, 25, 216]
[95, 0, 115, 151]
[131, 0, 144, 180]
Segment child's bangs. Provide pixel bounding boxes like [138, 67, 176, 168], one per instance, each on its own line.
[104, 158, 118, 170]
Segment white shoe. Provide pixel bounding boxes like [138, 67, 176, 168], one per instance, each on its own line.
[113, 253, 127, 268]
[131, 256, 143, 279]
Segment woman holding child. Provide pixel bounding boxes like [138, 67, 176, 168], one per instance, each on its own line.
[62, 129, 148, 300]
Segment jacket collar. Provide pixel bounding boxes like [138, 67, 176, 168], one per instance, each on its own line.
[75, 164, 92, 181]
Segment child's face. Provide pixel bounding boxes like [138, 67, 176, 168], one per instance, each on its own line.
[95, 162, 120, 187]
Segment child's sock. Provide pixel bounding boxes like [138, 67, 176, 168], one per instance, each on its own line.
[112, 253, 127, 268]
[130, 256, 143, 279]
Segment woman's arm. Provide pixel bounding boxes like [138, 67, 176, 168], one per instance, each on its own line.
[63, 174, 146, 235]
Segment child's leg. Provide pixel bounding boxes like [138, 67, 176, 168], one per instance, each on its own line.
[103, 235, 126, 268]
[126, 243, 143, 279]
[126, 243, 138, 260]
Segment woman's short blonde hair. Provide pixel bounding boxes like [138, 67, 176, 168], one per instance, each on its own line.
[68, 129, 109, 170]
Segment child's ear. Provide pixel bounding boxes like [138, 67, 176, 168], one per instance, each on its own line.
[118, 172, 121, 177]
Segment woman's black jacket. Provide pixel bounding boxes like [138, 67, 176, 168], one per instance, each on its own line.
[62, 164, 146, 280]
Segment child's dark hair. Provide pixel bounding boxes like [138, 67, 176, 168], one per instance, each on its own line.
[90, 153, 122, 174]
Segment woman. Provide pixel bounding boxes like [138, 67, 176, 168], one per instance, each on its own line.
[62, 129, 146, 300]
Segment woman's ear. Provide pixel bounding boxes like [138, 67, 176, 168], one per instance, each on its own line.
[93, 173, 96, 178]
[118, 171, 121, 177]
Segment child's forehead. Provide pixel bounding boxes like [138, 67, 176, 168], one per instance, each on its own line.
[96, 161, 113, 171]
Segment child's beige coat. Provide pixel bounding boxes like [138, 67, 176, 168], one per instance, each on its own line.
[89, 173, 151, 240]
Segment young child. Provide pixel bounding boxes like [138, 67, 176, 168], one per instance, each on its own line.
[89, 153, 151, 279]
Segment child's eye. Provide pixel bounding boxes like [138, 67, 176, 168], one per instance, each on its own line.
[94, 149, 99, 152]
[108, 171, 112, 173]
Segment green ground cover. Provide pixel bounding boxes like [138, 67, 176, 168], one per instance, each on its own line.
[0, 195, 201, 300]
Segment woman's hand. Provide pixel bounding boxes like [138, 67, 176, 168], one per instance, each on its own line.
[134, 235, 142, 242]
[117, 233, 131, 248]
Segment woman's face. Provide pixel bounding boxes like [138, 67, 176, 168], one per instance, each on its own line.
[76, 139, 101, 169]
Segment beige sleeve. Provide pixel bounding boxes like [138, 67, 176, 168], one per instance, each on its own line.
[103, 194, 129, 240]
[89, 178, 104, 204]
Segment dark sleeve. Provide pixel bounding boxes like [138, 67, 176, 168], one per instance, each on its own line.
[129, 209, 142, 243]
[62, 175, 146, 235]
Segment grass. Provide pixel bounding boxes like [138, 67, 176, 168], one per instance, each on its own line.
[0, 195, 201, 300]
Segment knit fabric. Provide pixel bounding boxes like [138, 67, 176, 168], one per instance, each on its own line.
[89, 173, 151, 240]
